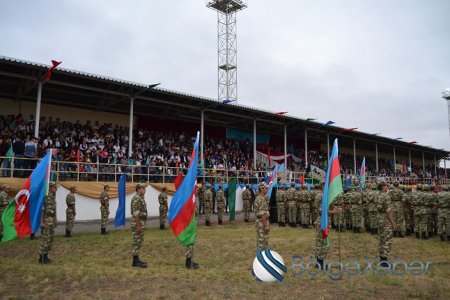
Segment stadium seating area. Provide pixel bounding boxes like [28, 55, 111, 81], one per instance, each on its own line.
[0, 114, 446, 181]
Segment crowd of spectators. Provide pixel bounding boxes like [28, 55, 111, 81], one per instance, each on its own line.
[0, 114, 447, 183]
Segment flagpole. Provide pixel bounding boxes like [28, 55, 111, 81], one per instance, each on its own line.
[337, 211, 341, 264]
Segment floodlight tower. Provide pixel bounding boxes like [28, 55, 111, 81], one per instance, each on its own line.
[207, 0, 247, 104]
[443, 88, 450, 136]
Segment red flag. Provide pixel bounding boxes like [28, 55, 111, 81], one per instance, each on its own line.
[174, 172, 184, 190]
[43, 60, 61, 82]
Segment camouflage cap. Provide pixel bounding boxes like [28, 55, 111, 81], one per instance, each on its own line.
[393, 181, 399, 187]
[69, 186, 77, 191]
[104, 184, 110, 188]
[377, 181, 387, 189]
[136, 183, 147, 189]
[162, 186, 167, 191]
[258, 182, 267, 189]
[49, 181, 58, 188]
[416, 184, 422, 190]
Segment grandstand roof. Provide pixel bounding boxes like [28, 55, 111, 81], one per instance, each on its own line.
[0, 56, 447, 160]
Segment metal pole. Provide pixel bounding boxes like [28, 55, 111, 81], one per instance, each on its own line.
[304, 129, 308, 168]
[34, 81, 42, 138]
[253, 119, 257, 170]
[434, 154, 437, 176]
[201, 110, 204, 163]
[375, 143, 379, 172]
[128, 97, 134, 158]
[445, 159, 447, 178]
[393, 146, 396, 173]
[284, 125, 287, 168]
[422, 152, 425, 172]
[353, 138, 357, 175]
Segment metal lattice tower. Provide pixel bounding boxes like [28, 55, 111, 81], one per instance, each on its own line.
[443, 88, 450, 136]
[207, 0, 247, 104]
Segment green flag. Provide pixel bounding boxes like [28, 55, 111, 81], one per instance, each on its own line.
[6, 145, 14, 158]
[227, 177, 237, 221]
[2, 200, 17, 242]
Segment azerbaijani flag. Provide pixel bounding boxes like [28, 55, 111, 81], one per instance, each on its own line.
[1, 151, 52, 242]
[320, 139, 343, 240]
[267, 163, 284, 199]
[358, 157, 366, 192]
[168, 132, 199, 246]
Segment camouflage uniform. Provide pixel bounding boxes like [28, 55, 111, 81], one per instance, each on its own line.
[295, 187, 302, 224]
[242, 187, 251, 222]
[99, 190, 110, 231]
[204, 186, 212, 225]
[198, 186, 205, 214]
[39, 191, 57, 256]
[403, 186, 414, 235]
[276, 187, 286, 225]
[350, 191, 363, 232]
[158, 190, 168, 228]
[436, 188, 450, 241]
[343, 192, 353, 229]
[367, 188, 379, 234]
[299, 189, 310, 227]
[314, 190, 329, 260]
[0, 187, 10, 237]
[309, 187, 317, 226]
[332, 194, 344, 230]
[254, 187, 269, 250]
[65, 191, 76, 234]
[377, 190, 393, 260]
[413, 187, 428, 239]
[362, 189, 370, 231]
[389, 186, 406, 237]
[286, 185, 297, 226]
[216, 188, 225, 224]
[131, 191, 148, 256]
[426, 189, 438, 236]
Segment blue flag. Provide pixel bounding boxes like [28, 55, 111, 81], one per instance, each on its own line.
[114, 173, 126, 227]
[267, 163, 284, 199]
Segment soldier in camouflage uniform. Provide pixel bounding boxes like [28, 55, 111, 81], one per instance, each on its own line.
[350, 188, 363, 233]
[295, 185, 302, 225]
[131, 183, 148, 268]
[376, 182, 397, 267]
[204, 183, 212, 226]
[242, 184, 251, 222]
[254, 182, 270, 250]
[286, 182, 297, 227]
[426, 185, 438, 237]
[404, 185, 414, 235]
[198, 185, 205, 214]
[414, 184, 429, 239]
[299, 185, 310, 228]
[389, 181, 406, 237]
[314, 182, 342, 270]
[332, 193, 345, 231]
[437, 185, 450, 241]
[368, 184, 379, 235]
[216, 184, 225, 225]
[0, 184, 11, 240]
[99, 184, 110, 234]
[65, 186, 77, 237]
[309, 185, 317, 226]
[39, 182, 58, 264]
[362, 186, 370, 232]
[276, 184, 286, 226]
[343, 190, 353, 230]
[158, 186, 168, 229]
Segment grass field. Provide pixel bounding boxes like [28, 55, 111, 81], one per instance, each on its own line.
[1, 222, 449, 299]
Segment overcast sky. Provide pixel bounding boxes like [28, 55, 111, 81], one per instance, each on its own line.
[1, 0, 449, 152]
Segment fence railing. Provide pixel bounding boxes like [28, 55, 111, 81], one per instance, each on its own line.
[1, 156, 448, 186]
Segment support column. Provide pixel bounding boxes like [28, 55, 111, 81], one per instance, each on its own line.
[375, 143, 379, 172]
[128, 97, 134, 158]
[327, 133, 330, 159]
[422, 152, 425, 172]
[304, 129, 308, 168]
[353, 138, 357, 174]
[445, 159, 447, 178]
[284, 125, 287, 168]
[393, 146, 396, 173]
[253, 119, 257, 170]
[34, 81, 43, 138]
[408, 149, 412, 174]
[201, 110, 204, 164]
[434, 154, 437, 176]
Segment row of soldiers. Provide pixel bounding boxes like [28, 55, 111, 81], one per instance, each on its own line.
[274, 181, 450, 241]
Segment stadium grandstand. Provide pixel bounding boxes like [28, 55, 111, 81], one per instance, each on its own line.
[0, 55, 448, 187]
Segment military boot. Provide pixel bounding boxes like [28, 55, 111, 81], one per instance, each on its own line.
[440, 235, 445, 241]
[132, 256, 147, 268]
[379, 257, 389, 268]
[205, 220, 211, 226]
[218, 220, 223, 225]
[393, 231, 398, 237]
[101, 228, 108, 234]
[39, 255, 44, 264]
[160, 224, 165, 230]
[43, 253, 53, 264]
[65, 230, 71, 238]
[422, 232, 429, 240]
[185, 257, 199, 269]
[30, 233, 36, 240]
[415, 232, 420, 239]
